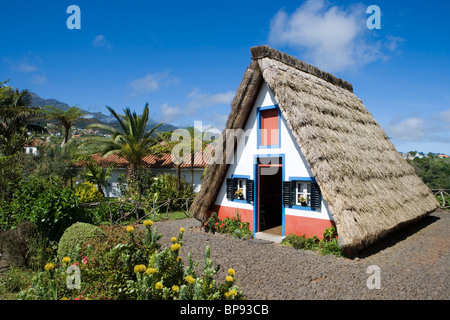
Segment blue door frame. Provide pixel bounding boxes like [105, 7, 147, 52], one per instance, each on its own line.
[253, 154, 285, 237]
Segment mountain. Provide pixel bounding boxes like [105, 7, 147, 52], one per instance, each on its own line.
[29, 92, 178, 133]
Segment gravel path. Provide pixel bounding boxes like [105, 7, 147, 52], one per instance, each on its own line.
[152, 209, 449, 300]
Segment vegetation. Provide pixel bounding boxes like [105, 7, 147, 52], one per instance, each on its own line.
[406, 154, 450, 189]
[203, 211, 252, 239]
[406, 154, 450, 207]
[42, 105, 86, 147]
[0, 176, 93, 241]
[281, 225, 344, 257]
[11, 221, 243, 300]
[171, 126, 212, 189]
[0, 80, 46, 156]
[83, 104, 162, 183]
[56, 222, 105, 260]
[0, 82, 245, 300]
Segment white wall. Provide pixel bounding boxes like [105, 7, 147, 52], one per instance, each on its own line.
[215, 82, 332, 221]
[77, 167, 204, 198]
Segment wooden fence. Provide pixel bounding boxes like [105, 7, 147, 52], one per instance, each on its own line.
[81, 197, 195, 225]
[431, 189, 449, 209]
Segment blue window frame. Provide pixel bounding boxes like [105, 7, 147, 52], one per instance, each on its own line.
[284, 177, 321, 211]
[257, 105, 281, 149]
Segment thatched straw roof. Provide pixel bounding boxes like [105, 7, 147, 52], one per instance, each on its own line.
[190, 45, 439, 252]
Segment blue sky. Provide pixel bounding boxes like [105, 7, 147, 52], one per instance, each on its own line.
[1, 0, 449, 154]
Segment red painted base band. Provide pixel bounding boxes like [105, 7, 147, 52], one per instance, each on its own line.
[210, 205, 335, 239]
[211, 205, 254, 231]
[284, 215, 335, 239]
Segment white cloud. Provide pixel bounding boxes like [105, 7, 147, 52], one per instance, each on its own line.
[92, 35, 111, 49]
[385, 110, 450, 146]
[159, 103, 181, 124]
[435, 109, 450, 124]
[187, 88, 234, 109]
[268, 0, 399, 72]
[156, 89, 234, 129]
[385, 117, 426, 141]
[5, 54, 41, 73]
[128, 72, 179, 97]
[30, 75, 47, 85]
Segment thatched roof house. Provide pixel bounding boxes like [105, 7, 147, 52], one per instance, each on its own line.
[190, 45, 439, 252]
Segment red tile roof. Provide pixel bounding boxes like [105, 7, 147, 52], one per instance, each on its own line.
[75, 151, 210, 169]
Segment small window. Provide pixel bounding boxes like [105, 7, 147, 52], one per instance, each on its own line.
[259, 107, 279, 147]
[227, 177, 254, 203]
[283, 179, 321, 210]
[236, 179, 247, 200]
[296, 182, 311, 206]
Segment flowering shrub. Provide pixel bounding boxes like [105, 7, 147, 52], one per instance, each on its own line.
[281, 225, 343, 257]
[203, 211, 252, 239]
[74, 181, 104, 203]
[19, 221, 244, 300]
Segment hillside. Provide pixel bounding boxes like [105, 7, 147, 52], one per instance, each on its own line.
[29, 92, 177, 133]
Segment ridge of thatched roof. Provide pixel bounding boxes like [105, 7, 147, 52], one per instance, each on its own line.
[250, 45, 353, 92]
[190, 46, 439, 252]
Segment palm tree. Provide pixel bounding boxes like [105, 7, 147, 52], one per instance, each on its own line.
[85, 103, 162, 183]
[172, 126, 212, 190]
[0, 80, 46, 155]
[82, 159, 113, 197]
[42, 105, 86, 147]
[152, 131, 183, 196]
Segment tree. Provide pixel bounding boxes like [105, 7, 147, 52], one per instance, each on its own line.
[0, 80, 46, 155]
[81, 159, 113, 197]
[83, 103, 162, 184]
[152, 131, 183, 196]
[171, 126, 212, 190]
[42, 105, 86, 147]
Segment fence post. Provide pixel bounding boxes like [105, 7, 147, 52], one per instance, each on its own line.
[440, 190, 446, 208]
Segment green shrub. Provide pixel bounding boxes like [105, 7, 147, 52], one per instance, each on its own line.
[57, 222, 105, 260]
[215, 214, 252, 239]
[0, 221, 38, 267]
[319, 238, 343, 256]
[281, 226, 343, 257]
[74, 181, 104, 203]
[145, 173, 196, 211]
[20, 221, 245, 300]
[202, 211, 252, 239]
[2, 176, 92, 241]
[203, 212, 219, 234]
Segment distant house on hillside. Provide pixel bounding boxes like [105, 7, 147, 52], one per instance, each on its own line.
[24, 138, 47, 156]
[75, 152, 209, 197]
[190, 45, 439, 253]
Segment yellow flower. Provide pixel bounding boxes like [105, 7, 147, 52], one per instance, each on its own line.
[145, 267, 157, 275]
[60, 297, 69, 300]
[226, 275, 234, 282]
[172, 285, 179, 292]
[171, 236, 177, 243]
[229, 289, 237, 296]
[224, 291, 230, 298]
[170, 243, 181, 251]
[227, 268, 235, 276]
[62, 257, 71, 264]
[185, 275, 195, 284]
[44, 263, 55, 271]
[155, 282, 163, 290]
[126, 225, 135, 233]
[134, 264, 147, 273]
[179, 227, 185, 233]
[176, 256, 182, 262]
[143, 219, 154, 226]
